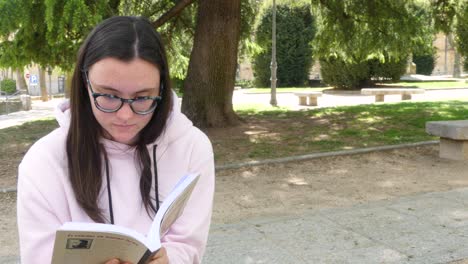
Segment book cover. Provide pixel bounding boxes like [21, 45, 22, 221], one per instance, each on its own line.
[51, 173, 200, 264]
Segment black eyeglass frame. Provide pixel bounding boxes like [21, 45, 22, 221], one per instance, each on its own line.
[83, 71, 163, 115]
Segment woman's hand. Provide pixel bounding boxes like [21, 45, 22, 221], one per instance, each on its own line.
[147, 247, 168, 264]
[104, 247, 168, 264]
[104, 259, 131, 264]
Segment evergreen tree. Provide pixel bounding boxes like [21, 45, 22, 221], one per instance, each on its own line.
[253, 3, 315, 87]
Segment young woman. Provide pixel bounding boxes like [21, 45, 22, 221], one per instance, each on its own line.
[17, 16, 214, 264]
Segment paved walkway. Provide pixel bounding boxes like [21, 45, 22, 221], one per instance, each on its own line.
[3, 188, 467, 264]
[204, 188, 468, 263]
[233, 87, 468, 111]
[2, 87, 468, 263]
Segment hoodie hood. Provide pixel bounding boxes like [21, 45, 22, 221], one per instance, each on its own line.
[54, 91, 193, 151]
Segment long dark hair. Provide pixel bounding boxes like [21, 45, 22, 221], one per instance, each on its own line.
[66, 16, 173, 223]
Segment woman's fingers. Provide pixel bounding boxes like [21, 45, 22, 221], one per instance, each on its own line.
[148, 247, 168, 264]
[105, 259, 121, 264]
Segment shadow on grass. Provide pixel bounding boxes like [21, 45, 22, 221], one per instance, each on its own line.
[208, 100, 468, 164]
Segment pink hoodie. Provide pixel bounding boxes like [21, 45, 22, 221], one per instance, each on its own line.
[17, 96, 215, 263]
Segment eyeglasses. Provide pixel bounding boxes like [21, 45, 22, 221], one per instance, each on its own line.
[83, 71, 162, 115]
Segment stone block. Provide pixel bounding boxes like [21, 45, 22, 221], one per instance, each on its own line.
[20, 95, 32, 111]
[426, 120, 468, 140]
[439, 138, 468, 160]
[376, 94, 384, 102]
[402, 94, 412, 100]
[361, 88, 424, 103]
[294, 92, 322, 106]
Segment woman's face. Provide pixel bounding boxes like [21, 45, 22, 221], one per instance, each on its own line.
[86, 57, 161, 145]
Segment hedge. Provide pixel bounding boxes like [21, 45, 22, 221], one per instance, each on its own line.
[413, 54, 435, 75]
[252, 4, 315, 87]
[320, 55, 408, 89]
[0, 79, 16, 94]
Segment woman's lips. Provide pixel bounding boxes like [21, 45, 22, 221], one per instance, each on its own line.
[113, 123, 134, 128]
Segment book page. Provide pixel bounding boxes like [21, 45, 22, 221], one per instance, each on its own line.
[148, 173, 200, 242]
[159, 177, 198, 237]
[51, 230, 152, 264]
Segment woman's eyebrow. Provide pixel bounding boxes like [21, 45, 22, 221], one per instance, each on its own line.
[94, 84, 157, 93]
[94, 84, 120, 93]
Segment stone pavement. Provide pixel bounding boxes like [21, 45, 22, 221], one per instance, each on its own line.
[2, 188, 467, 263]
[204, 188, 468, 264]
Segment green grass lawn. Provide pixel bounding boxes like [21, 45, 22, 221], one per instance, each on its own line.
[212, 100, 468, 162]
[0, 118, 57, 151]
[0, 118, 58, 181]
[2, 100, 468, 166]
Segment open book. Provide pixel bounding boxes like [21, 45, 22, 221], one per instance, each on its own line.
[51, 173, 200, 264]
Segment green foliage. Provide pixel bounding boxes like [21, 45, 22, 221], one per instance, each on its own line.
[311, 0, 432, 63]
[369, 56, 408, 82]
[239, 0, 262, 59]
[0, 1, 29, 68]
[165, 30, 193, 80]
[252, 3, 315, 87]
[234, 79, 254, 88]
[171, 77, 185, 92]
[455, 1, 468, 68]
[320, 57, 370, 89]
[410, 1, 437, 76]
[122, 0, 262, 83]
[431, 0, 458, 34]
[43, 0, 109, 70]
[0, 0, 113, 70]
[410, 2, 436, 77]
[310, 0, 434, 89]
[0, 79, 16, 94]
[320, 54, 407, 89]
[146, 1, 198, 81]
[413, 54, 435, 75]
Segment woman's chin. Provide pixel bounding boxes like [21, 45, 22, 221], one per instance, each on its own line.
[108, 133, 137, 145]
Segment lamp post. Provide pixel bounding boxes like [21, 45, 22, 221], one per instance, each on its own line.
[270, 0, 277, 106]
[46, 66, 52, 100]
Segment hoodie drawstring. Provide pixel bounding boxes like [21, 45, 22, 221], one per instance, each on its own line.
[105, 156, 114, 224]
[153, 145, 160, 212]
[105, 145, 160, 225]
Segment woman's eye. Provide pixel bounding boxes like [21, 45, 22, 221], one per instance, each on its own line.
[105, 94, 120, 99]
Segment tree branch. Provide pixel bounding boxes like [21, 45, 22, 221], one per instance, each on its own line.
[151, 0, 196, 29]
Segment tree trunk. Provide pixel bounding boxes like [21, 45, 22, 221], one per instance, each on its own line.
[181, 0, 242, 128]
[39, 67, 49, 101]
[453, 50, 461, 78]
[16, 68, 28, 94]
[447, 33, 461, 78]
[65, 71, 73, 98]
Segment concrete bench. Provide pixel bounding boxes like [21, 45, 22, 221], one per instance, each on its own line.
[361, 88, 425, 102]
[294, 91, 322, 106]
[426, 120, 468, 160]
